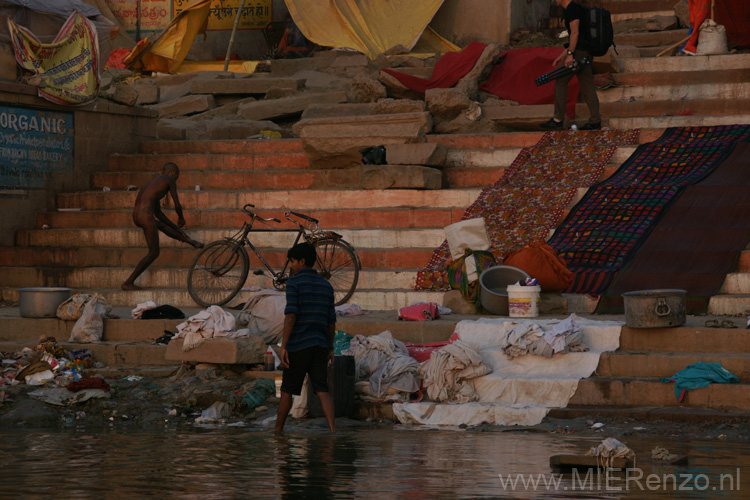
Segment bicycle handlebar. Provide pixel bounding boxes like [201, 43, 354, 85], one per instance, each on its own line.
[242, 204, 280, 223]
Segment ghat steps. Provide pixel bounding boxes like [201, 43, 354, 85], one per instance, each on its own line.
[2, 52, 750, 311]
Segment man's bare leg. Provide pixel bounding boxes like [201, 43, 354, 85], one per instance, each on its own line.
[317, 391, 336, 433]
[122, 220, 160, 290]
[156, 219, 203, 248]
[275, 391, 293, 434]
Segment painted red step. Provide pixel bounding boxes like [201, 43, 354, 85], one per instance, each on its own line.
[138, 138, 304, 155]
[107, 152, 310, 172]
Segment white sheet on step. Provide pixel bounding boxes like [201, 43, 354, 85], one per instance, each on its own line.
[393, 313, 622, 427]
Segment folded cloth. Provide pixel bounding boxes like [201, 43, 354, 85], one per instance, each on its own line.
[131, 301, 157, 319]
[174, 306, 238, 351]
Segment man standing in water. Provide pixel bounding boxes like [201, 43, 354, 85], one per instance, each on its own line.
[275, 242, 337, 434]
[122, 162, 203, 291]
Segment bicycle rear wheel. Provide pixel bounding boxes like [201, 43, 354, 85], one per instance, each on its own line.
[312, 238, 359, 306]
[187, 240, 249, 307]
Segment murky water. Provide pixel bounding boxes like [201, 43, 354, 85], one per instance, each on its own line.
[1, 425, 747, 499]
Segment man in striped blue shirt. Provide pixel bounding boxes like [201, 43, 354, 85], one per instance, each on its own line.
[275, 242, 336, 434]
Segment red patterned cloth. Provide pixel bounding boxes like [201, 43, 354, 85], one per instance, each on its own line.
[415, 129, 640, 291]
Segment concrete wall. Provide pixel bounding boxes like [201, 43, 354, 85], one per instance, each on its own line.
[0, 83, 157, 246]
[430, 0, 552, 46]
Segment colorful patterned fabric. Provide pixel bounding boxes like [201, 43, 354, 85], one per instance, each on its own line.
[447, 249, 497, 309]
[415, 129, 640, 291]
[550, 124, 750, 295]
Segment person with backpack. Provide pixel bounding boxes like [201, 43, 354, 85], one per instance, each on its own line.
[540, 0, 601, 131]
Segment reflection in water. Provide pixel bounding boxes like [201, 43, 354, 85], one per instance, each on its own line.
[0, 426, 747, 499]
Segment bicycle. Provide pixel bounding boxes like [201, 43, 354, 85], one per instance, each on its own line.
[187, 203, 361, 308]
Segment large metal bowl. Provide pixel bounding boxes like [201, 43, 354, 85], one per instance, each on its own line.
[479, 265, 530, 315]
[18, 287, 72, 318]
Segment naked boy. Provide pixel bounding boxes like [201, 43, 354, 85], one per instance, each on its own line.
[122, 162, 203, 291]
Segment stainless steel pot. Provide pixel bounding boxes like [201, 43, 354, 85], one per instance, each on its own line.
[18, 287, 72, 318]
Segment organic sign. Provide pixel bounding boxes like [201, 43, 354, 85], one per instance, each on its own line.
[0, 106, 74, 190]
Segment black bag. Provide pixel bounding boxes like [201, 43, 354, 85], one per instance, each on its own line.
[141, 305, 185, 320]
[586, 7, 617, 57]
[359, 145, 387, 165]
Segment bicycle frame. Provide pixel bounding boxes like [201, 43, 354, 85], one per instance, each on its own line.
[227, 206, 356, 289]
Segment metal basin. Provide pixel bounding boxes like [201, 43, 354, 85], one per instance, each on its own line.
[479, 265, 531, 315]
[622, 289, 686, 328]
[18, 287, 72, 318]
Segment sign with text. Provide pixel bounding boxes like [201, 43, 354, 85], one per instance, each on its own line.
[0, 107, 74, 190]
[105, 0, 173, 34]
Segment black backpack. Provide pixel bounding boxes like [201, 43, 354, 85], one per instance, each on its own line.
[587, 7, 617, 57]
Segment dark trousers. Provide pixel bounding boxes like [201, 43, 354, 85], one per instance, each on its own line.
[554, 49, 600, 124]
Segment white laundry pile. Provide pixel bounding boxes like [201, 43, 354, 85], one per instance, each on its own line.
[131, 301, 157, 319]
[173, 305, 245, 351]
[342, 330, 420, 401]
[393, 314, 621, 427]
[235, 288, 286, 344]
[419, 340, 490, 403]
[335, 303, 365, 316]
[504, 316, 586, 358]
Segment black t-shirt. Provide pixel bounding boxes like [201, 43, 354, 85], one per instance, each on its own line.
[564, 1, 590, 52]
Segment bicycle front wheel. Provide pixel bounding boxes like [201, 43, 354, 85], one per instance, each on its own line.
[313, 238, 359, 306]
[187, 240, 249, 307]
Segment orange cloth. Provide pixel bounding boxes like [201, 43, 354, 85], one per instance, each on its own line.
[683, 0, 711, 54]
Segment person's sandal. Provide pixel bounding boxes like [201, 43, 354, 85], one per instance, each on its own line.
[721, 320, 737, 329]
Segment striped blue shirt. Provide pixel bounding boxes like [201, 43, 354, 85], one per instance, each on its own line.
[284, 268, 336, 352]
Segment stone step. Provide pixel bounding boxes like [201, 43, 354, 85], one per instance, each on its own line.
[36, 207, 468, 230]
[707, 294, 750, 316]
[137, 138, 305, 155]
[620, 325, 750, 353]
[0, 267, 420, 291]
[613, 28, 689, 48]
[610, 114, 750, 130]
[611, 10, 673, 22]
[718, 273, 750, 294]
[569, 377, 750, 410]
[612, 68, 750, 88]
[618, 54, 750, 73]
[15, 227, 452, 249]
[107, 151, 310, 172]
[93, 167, 362, 191]
[0, 246, 434, 269]
[483, 101, 750, 129]
[597, 82, 750, 103]
[597, 0, 677, 16]
[0, 287, 452, 310]
[0, 340, 179, 367]
[598, 352, 750, 379]
[56, 188, 484, 211]
[93, 151, 631, 190]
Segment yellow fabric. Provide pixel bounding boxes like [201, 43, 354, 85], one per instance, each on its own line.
[174, 60, 259, 74]
[284, 0, 449, 59]
[408, 26, 460, 58]
[150, 0, 211, 72]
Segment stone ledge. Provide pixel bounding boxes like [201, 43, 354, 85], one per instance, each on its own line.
[165, 336, 266, 364]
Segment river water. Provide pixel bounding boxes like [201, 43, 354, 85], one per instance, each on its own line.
[1, 425, 747, 499]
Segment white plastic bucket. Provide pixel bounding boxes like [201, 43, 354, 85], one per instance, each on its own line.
[507, 284, 541, 318]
